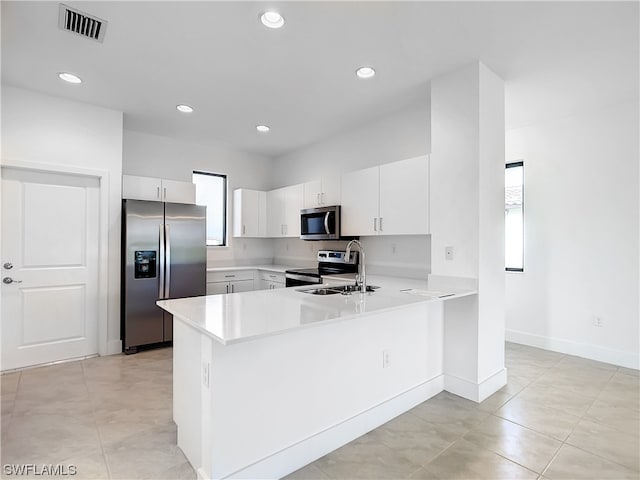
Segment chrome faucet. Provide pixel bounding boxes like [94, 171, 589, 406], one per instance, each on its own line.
[345, 239, 366, 293]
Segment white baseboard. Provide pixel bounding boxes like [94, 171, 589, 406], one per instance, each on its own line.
[222, 376, 444, 480]
[444, 368, 507, 402]
[106, 339, 122, 356]
[196, 467, 209, 480]
[506, 329, 639, 370]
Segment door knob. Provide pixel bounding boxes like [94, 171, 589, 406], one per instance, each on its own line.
[3, 262, 13, 270]
[2, 277, 21, 284]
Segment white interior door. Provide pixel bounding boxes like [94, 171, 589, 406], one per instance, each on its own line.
[1, 167, 100, 371]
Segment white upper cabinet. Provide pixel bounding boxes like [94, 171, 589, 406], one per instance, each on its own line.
[161, 179, 196, 204]
[122, 175, 195, 204]
[267, 184, 304, 237]
[379, 155, 429, 235]
[341, 166, 380, 236]
[233, 189, 266, 237]
[303, 175, 341, 208]
[340, 155, 429, 236]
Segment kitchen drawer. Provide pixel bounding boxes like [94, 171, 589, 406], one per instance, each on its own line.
[258, 271, 285, 283]
[207, 270, 255, 283]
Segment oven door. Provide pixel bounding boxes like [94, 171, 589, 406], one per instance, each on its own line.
[285, 273, 322, 287]
[300, 206, 340, 240]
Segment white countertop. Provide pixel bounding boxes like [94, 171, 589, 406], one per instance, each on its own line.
[207, 264, 293, 273]
[158, 275, 476, 346]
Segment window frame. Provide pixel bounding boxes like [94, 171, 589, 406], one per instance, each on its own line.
[193, 170, 228, 247]
[505, 160, 524, 272]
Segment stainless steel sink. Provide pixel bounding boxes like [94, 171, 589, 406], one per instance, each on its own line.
[332, 284, 379, 293]
[300, 285, 379, 295]
[301, 288, 342, 295]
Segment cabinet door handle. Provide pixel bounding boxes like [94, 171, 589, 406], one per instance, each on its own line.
[317, 193, 320, 205]
[374, 218, 378, 232]
[163, 187, 167, 200]
[231, 284, 234, 293]
[224, 274, 235, 278]
[379, 217, 383, 231]
[242, 224, 246, 235]
[157, 186, 161, 199]
[321, 192, 325, 204]
[226, 284, 229, 293]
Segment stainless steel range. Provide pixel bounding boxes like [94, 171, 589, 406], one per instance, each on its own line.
[285, 250, 358, 287]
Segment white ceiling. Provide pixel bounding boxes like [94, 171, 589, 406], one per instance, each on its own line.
[2, 1, 638, 158]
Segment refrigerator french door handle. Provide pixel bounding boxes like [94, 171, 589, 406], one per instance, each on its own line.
[158, 224, 165, 299]
[165, 224, 171, 298]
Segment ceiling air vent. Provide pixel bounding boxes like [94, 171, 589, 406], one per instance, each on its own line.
[58, 4, 107, 43]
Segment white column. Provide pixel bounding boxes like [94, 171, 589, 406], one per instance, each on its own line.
[430, 62, 506, 401]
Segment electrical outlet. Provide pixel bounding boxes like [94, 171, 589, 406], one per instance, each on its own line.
[382, 349, 390, 368]
[445, 246, 454, 260]
[593, 316, 603, 327]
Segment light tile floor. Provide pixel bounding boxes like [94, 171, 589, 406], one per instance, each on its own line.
[1, 343, 638, 479]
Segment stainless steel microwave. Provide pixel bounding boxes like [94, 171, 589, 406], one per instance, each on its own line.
[300, 205, 341, 240]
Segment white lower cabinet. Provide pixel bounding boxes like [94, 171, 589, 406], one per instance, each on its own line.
[258, 271, 285, 290]
[206, 270, 255, 294]
[206, 269, 286, 294]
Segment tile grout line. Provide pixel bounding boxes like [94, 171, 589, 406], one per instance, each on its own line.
[1, 371, 21, 434]
[80, 359, 114, 480]
[493, 351, 573, 478]
[537, 361, 628, 478]
[556, 365, 640, 473]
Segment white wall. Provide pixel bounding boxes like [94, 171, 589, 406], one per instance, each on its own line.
[431, 62, 506, 400]
[505, 99, 639, 369]
[123, 130, 275, 266]
[1, 85, 123, 355]
[272, 103, 430, 188]
[271, 103, 431, 277]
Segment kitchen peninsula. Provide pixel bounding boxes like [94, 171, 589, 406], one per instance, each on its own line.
[158, 275, 476, 480]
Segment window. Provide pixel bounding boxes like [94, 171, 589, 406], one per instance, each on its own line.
[505, 161, 524, 271]
[193, 171, 227, 246]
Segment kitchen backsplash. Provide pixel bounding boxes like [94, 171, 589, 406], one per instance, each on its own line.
[207, 237, 274, 268]
[207, 235, 431, 278]
[273, 235, 431, 279]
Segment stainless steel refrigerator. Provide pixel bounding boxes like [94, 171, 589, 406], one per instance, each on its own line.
[121, 199, 206, 353]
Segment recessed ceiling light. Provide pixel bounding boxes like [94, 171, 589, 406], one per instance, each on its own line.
[176, 104, 194, 113]
[58, 72, 82, 84]
[256, 125, 270, 133]
[356, 66, 376, 79]
[260, 11, 284, 29]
